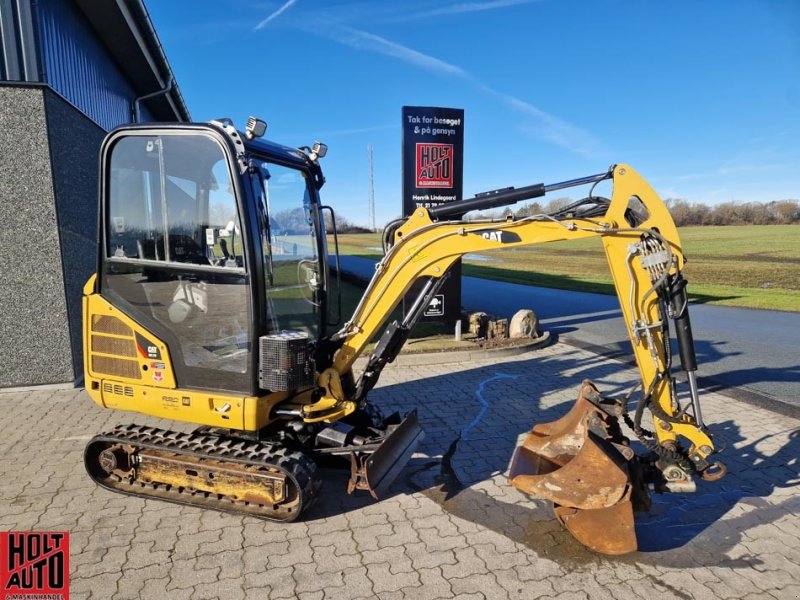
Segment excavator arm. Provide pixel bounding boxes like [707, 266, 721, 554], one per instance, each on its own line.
[310, 164, 723, 553]
[323, 164, 713, 459]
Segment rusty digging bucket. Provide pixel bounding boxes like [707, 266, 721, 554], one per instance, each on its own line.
[509, 380, 642, 555]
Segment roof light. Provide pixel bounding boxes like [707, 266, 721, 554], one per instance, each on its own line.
[245, 116, 267, 140]
[311, 141, 327, 159]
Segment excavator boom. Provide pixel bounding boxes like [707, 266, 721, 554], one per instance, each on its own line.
[322, 164, 723, 553]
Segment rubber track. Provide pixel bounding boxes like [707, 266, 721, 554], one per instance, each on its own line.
[84, 424, 320, 521]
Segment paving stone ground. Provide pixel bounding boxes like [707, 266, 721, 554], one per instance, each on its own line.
[1, 342, 798, 599]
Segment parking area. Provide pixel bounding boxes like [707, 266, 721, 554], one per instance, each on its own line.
[1, 341, 798, 599]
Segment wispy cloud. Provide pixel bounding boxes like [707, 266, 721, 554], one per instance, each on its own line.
[674, 162, 792, 182]
[319, 25, 469, 78]
[671, 144, 795, 182]
[305, 23, 600, 156]
[254, 0, 299, 30]
[393, 0, 538, 22]
[249, 1, 598, 155]
[478, 86, 601, 156]
[306, 0, 538, 26]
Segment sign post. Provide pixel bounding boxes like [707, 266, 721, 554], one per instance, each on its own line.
[401, 106, 464, 328]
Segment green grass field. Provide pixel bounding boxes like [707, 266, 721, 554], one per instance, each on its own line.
[332, 224, 800, 312]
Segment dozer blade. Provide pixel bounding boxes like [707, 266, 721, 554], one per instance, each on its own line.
[348, 410, 424, 499]
[508, 381, 640, 554]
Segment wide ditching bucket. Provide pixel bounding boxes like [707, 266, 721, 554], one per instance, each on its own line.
[509, 381, 640, 555]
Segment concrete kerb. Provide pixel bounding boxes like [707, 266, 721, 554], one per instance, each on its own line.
[560, 333, 800, 421]
[0, 381, 77, 394]
[356, 331, 551, 368]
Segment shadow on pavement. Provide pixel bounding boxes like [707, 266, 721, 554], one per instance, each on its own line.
[635, 422, 800, 561]
[312, 349, 800, 568]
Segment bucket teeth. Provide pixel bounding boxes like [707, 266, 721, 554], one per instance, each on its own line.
[508, 380, 641, 554]
[554, 490, 638, 555]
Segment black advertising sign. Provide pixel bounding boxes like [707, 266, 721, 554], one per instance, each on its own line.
[402, 106, 465, 215]
[402, 106, 464, 327]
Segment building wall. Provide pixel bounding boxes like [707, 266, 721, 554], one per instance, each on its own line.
[36, 0, 154, 130]
[1, 0, 184, 387]
[1, 0, 156, 129]
[0, 0, 39, 80]
[0, 85, 74, 386]
[44, 89, 105, 380]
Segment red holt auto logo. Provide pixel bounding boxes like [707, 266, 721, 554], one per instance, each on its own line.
[1, 532, 69, 599]
[416, 143, 453, 188]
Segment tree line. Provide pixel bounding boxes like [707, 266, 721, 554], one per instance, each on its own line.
[331, 197, 800, 233]
[507, 197, 800, 226]
[324, 212, 373, 234]
[662, 198, 799, 226]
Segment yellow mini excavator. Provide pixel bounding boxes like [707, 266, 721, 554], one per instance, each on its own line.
[82, 117, 725, 554]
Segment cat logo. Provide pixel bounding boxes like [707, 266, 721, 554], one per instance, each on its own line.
[480, 230, 521, 244]
[135, 332, 162, 360]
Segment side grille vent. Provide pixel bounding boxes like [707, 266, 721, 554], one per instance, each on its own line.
[101, 382, 135, 397]
[92, 355, 141, 380]
[91, 335, 136, 357]
[89, 314, 141, 380]
[91, 315, 133, 337]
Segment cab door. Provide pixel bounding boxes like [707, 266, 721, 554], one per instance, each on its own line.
[249, 160, 325, 341]
[101, 130, 256, 394]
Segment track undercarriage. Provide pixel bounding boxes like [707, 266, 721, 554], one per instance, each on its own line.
[84, 409, 423, 521]
[85, 425, 319, 520]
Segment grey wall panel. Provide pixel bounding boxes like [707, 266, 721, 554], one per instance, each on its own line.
[0, 85, 73, 386]
[43, 88, 104, 381]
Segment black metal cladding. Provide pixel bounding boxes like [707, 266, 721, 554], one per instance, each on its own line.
[36, 0, 154, 129]
[1, 0, 179, 130]
[0, 0, 40, 81]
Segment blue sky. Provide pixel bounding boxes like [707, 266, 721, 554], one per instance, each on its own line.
[148, 0, 799, 227]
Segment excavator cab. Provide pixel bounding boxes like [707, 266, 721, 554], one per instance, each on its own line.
[96, 121, 330, 396]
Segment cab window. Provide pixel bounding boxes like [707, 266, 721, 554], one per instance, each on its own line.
[107, 135, 244, 269]
[251, 161, 321, 340]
